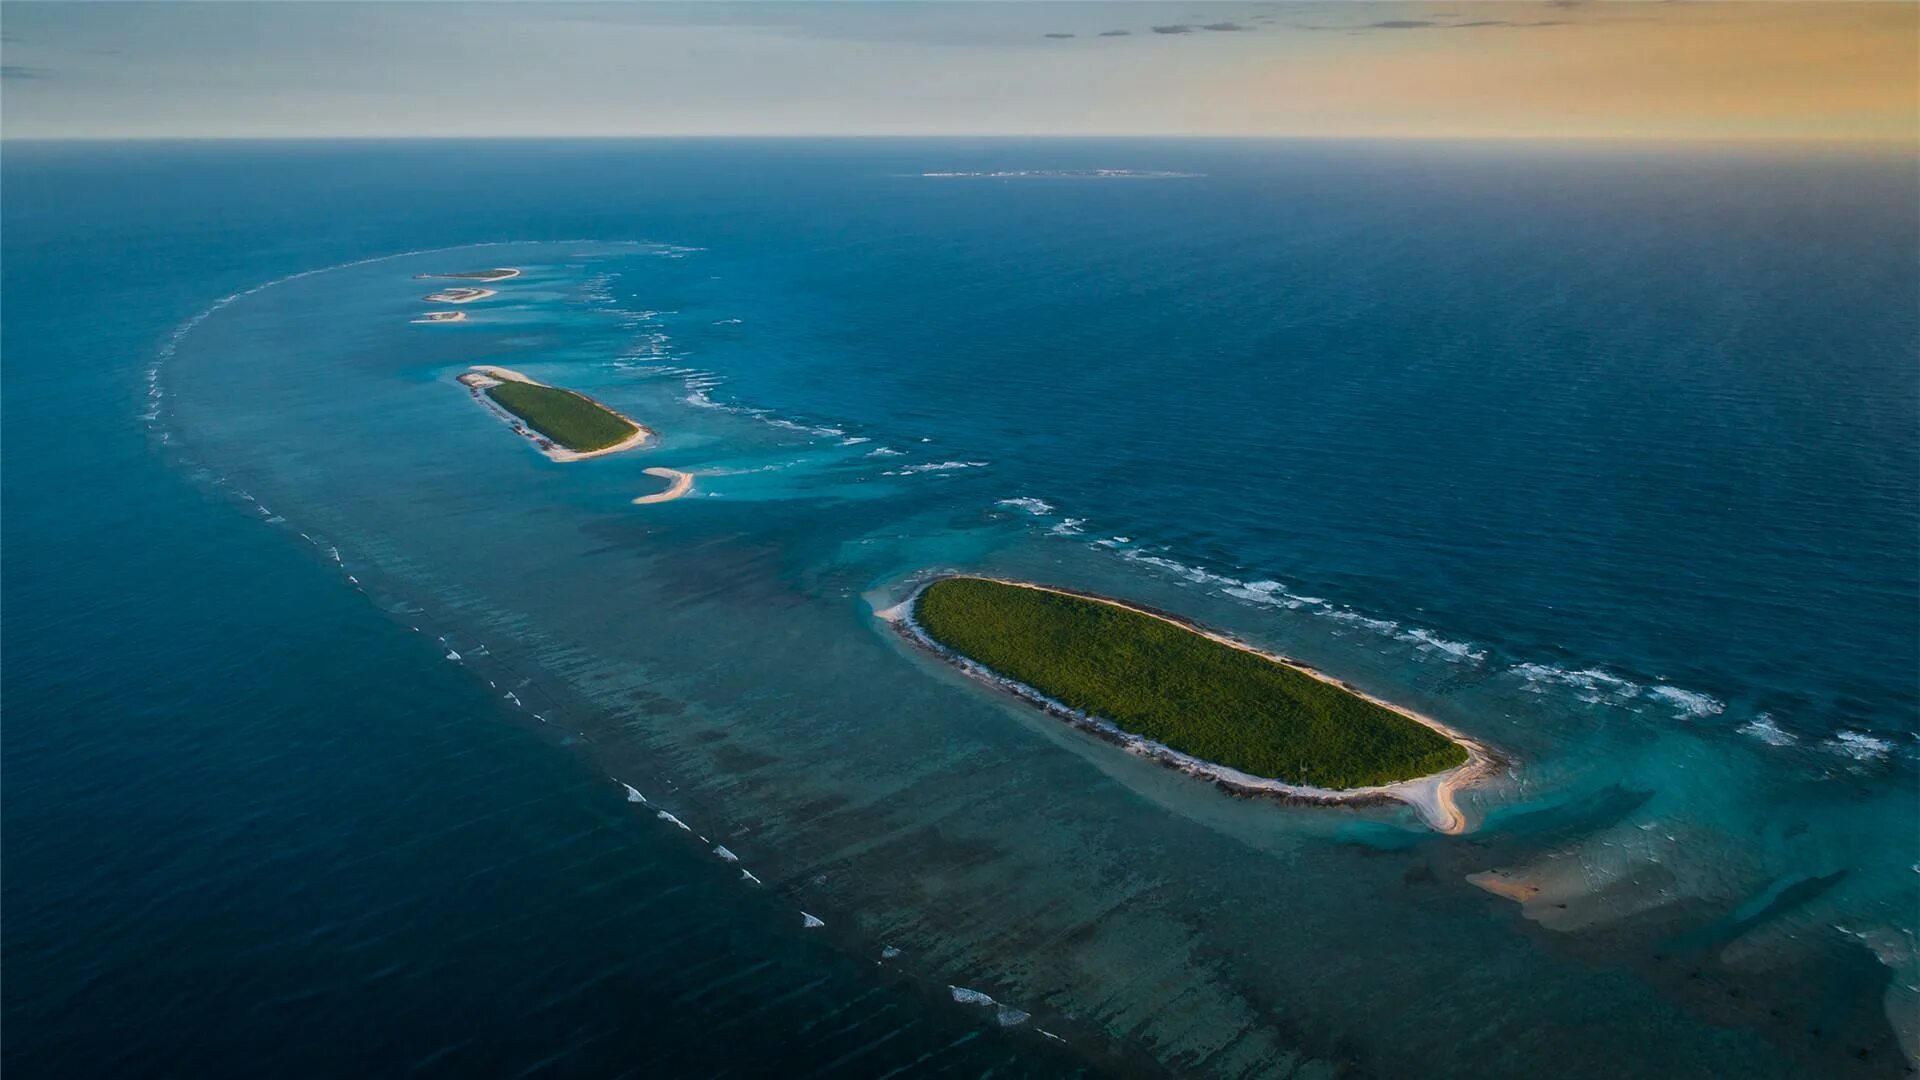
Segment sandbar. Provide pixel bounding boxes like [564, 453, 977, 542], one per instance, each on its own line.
[879, 576, 1500, 834]
[423, 287, 497, 304]
[412, 310, 466, 324]
[632, 467, 695, 504]
[457, 366, 653, 462]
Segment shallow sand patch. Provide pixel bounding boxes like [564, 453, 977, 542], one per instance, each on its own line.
[1468, 871, 1542, 903]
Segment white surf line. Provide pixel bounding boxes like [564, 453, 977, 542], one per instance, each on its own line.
[878, 577, 1500, 835]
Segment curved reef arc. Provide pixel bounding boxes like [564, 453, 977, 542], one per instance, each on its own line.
[881, 575, 1499, 834]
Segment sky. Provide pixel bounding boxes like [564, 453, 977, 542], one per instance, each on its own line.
[2, 2, 1914, 142]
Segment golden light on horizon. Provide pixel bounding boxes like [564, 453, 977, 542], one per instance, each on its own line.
[1230, 2, 1918, 142]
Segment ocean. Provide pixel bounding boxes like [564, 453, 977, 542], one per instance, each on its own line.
[4, 138, 1915, 1077]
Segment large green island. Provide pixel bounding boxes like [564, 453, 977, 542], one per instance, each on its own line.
[457, 366, 652, 461]
[903, 576, 1488, 830]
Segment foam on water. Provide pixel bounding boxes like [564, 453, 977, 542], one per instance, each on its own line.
[948, 986, 995, 1006]
[1828, 730, 1895, 762]
[1738, 715, 1798, 747]
[885, 460, 989, 476]
[1647, 684, 1726, 719]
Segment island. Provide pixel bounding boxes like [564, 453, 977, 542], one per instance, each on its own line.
[412, 310, 466, 324]
[422, 286, 497, 304]
[456, 366, 652, 462]
[415, 267, 522, 282]
[887, 576, 1494, 833]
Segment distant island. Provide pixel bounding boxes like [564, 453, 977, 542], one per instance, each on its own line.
[422, 286, 497, 304]
[415, 267, 522, 282]
[412, 310, 466, 324]
[457, 366, 652, 462]
[888, 576, 1492, 832]
[917, 169, 1200, 180]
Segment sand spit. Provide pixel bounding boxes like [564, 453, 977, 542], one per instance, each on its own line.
[423, 287, 497, 304]
[632, 467, 695, 504]
[412, 310, 466, 324]
[878, 576, 1501, 834]
[456, 366, 653, 462]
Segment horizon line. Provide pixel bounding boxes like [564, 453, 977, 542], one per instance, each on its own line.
[5, 132, 1915, 149]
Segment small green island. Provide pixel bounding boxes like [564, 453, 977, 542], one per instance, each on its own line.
[487, 379, 636, 451]
[910, 576, 1474, 796]
[458, 366, 651, 461]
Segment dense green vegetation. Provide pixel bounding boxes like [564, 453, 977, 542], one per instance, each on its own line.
[486, 380, 637, 452]
[914, 577, 1468, 789]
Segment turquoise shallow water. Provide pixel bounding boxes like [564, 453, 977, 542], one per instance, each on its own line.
[6, 140, 1917, 1077]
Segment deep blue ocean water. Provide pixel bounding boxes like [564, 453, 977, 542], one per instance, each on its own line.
[5, 139, 1916, 1077]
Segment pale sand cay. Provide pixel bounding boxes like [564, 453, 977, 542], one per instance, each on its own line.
[423, 287, 497, 304]
[457, 366, 653, 463]
[632, 467, 695, 504]
[412, 310, 466, 324]
[877, 577, 1500, 834]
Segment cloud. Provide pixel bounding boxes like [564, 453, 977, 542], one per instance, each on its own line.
[1202, 22, 1252, 32]
[1150, 24, 1194, 34]
[1042, 32, 1074, 39]
[1098, 29, 1131, 36]
[1, 64, 47, 80]
[1369, 20, 1436, 29]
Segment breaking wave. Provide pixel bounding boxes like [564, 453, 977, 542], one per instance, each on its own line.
[885, 460, 989, 476]
[1827, 730, 1894, 762]
[1737, 715, 1797, 747]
